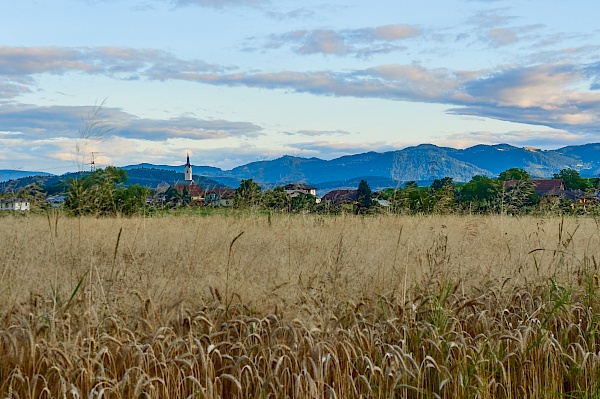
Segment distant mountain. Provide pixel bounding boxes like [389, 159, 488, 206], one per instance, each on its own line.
[450, 144, 577, 177]
[3, 143, 599, 195]
[0, 168, 223, 195]
[219, 143, 600, 185]
[0, 170, 54, 183]
[123, 168, 222, 189]
[122, 163, 224, 176]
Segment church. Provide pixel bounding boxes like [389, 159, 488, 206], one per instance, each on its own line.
[158, 154, 234, 207]
[166, 153, 204, 203]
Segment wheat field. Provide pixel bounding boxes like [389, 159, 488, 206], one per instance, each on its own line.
[1, 212, 600, 398]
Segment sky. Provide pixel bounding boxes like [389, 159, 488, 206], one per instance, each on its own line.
[1, 0, 600, 174]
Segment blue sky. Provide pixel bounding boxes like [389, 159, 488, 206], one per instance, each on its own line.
[1, 0, 600, 174]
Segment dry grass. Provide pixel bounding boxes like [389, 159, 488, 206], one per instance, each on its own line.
[1, 212, 600, 398]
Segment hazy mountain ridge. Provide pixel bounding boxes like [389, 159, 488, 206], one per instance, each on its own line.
[0, 170, 54, 183]
[2, 143, 599, 192]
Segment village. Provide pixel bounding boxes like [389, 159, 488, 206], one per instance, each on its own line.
[2, 154, 600, 215]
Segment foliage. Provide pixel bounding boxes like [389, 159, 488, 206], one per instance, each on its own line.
[356, 179, 373, 210]
[458, 175, 502, 212]
[431, 176, 454, 191]
[498, 167, 531, 181]
[234, 179, 262, 208]
[500, 178, 538, 214]
[290, 193, 317, 212]
[553, 168, 589, 190]
[404, 180, 418, 189]
[164, 185, 191, 208]
[64, 166, 149, 216]
[262, 186, 291, 211]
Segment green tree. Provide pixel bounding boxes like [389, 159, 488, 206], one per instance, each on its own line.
[431, 177, 454, 192]
[500, 179, 538, 214]
[553, 168, 589, 190]
[262, 186, 291, 211]
[356, 179, 373, 210]
[235, 179, 262, 208]
[117, 184, 151, 215]
[459, 175, 501, 212]
[291, 193, 317, 213]
[498, 168, 530, 181]
[65, 166, 147, 216]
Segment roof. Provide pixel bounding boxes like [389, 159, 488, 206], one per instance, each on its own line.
[206, 187, 235, 199]
[171, 184, 205, 197]
[284, 183, 316, 191]
[46, 196, 66, 202]
[532, 179, 565, 192]
[322, 189, 358, 203]
[1, 198, 29, 204]
[542, 189, 584, 201]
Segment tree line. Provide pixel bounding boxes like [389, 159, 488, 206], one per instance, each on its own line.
[3, 166, 599, 217]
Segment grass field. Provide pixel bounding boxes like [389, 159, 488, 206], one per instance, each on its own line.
[1, 212, 600, 398]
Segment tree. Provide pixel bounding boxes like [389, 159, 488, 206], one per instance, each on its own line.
[262, 186, 291, 211]
[64, 167, 148, 216]
[499, 168, 530, 181]
[291, 193, 317, 213]
[235, 179, 262, 208]
[117, 185, 151, 215]
[553, 168, 589, 190]
[500, 179, 538, 214]
[356, 179, 373, 210]
[431, 177, 454, 192]
[459, 175, 501, 212]
[404, 181, 418, 189]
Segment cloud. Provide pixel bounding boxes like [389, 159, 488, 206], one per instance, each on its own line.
[484, 25, 544, 48]
[262, 24, 420, 57]
[2, 45, 600, 139]
[148, 60, 600, 134]
[0, 104, 264, 141]
[282, 129, 351, 137]
[452, 64, 600, 132]
[172, 0, 267, 8]
[265, 7, 315, 20]
[435, 129, 594, 149]
[0, 46, 223, 86]
[0, 78, 32, 101]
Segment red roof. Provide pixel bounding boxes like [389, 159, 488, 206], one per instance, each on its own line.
[322, 189, 358, 203]
[172, 184, 205, 197]
[206, 187, 235, 199]
[532, 179, 565, 192]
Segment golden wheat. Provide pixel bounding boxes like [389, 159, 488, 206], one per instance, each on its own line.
[0, 213, 599, 398]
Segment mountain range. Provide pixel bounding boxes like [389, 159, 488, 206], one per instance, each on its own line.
[2, 143, 600, 194]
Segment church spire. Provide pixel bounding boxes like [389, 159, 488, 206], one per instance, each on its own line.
[184, 152, 193, 182]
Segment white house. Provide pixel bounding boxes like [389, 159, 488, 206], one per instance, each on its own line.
[204, 187, 235, 207]
[0, 198, 31, 211]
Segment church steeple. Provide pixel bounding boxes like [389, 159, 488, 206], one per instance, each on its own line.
[184, 152, 193, 182]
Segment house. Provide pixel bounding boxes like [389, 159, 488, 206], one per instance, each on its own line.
[0, 198, 31, 211]
[204, 187, 235, 206]
[531, 179, 565, 196]
[322, 189, 358, 204]
[169, 183, 206, 204]
[284, 183, 321, 203]
[284, 183, 317, 197]
[46, 195, 66, 208]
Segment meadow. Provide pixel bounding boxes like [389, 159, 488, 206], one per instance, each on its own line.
[1, 212, 600, 398]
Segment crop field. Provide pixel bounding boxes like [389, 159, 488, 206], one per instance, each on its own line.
[1, 212, 600, 398]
